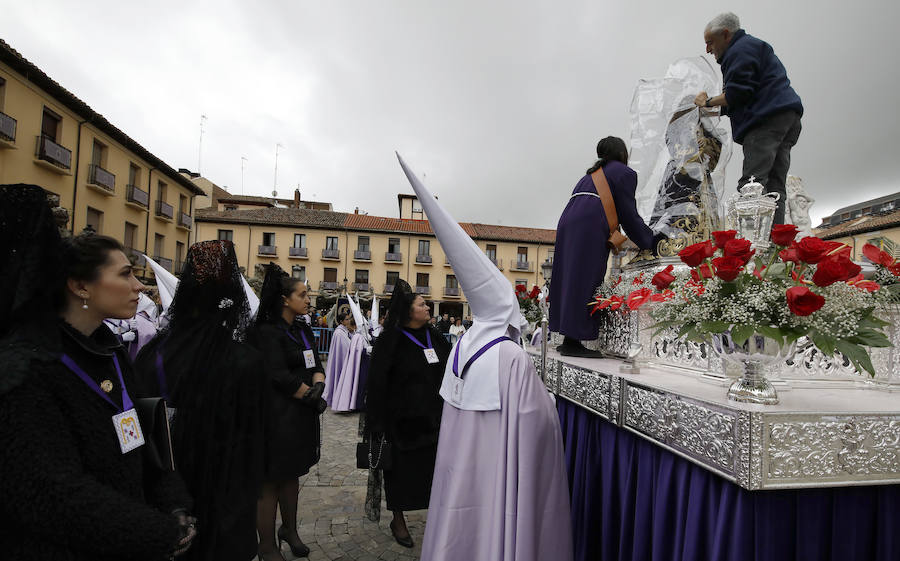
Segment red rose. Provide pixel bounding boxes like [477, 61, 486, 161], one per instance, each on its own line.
[794, 236, 830, 264]
[723, 238, 755, 264]
[515, 284, 527, 294]
[690, 263, 714, 282]
[651, 265, 676, 290]
[528, 286, 541, 299]
[786, 285, 825, 316]
[712, 230, 738, 249]
[779, 245, 800, 263]
[863, 243, 895, 267]
[812, 254, 862, 287]
[626, 287, 653, 310]
[679, 240, 715, 267]
[712, 256, 744, 281]
[771, 224, 800, 247]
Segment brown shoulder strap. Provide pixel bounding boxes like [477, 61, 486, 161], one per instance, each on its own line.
[590, 168, 619, 233]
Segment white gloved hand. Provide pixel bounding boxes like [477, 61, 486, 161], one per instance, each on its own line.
[121, 331, 136, 342]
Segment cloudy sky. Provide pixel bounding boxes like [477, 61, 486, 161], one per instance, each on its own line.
[2, 0, 898, 229]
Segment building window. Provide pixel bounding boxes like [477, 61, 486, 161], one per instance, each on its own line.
[41, 107, 61, 141]
[485, 244, 497, 262]
[418, 239, 430, 256]
[154, 234, 165, 257]
[225, 205, 237, 211]
[91, 139, 107, 168]
[323, 267, 338, 283]
[546, 249, 555, 263]
[85, 207, 103, 233]
[292, 265, 306, 281]
[218, 229, 233, 241]
[179, 194, 187, 214]
[294, 233, 306, 248]
[124, 222, 138, 250]
[388, 238, 401, 253]
[517, 246, 528, 263]
[0, 77, 6, 110]
[386, 271, 400, 285]
[175, 241, 185, 264]
[416, 273, 430, 288]
[262, 232, 275, 246]
[157, 181, 167, 202]
[446, 274, 458, 288]
[355, 269, 369, 284]
[358, 236, 370, 252]
[325, 236, 339, 251]
[128, 163, 141, 187]
[515, 278, 528, 287]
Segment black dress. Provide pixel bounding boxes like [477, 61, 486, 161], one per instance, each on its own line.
[252, 318, 325, 480]
[365, 324, 449, 511]
[0, 321, 191, 560]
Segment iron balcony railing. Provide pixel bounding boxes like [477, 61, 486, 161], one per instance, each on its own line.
[155, 200, 174, 219]
[289, 247, 308, 258]
[178, 212, 192, 229]
[322, 248, 340, 259]
[384, 283, 395, 293]
[384, 252, 403, 262]
[354, 250, 372, 260]
[511, 259, 533, 272]
[353, 282, 372, 292]
[0, 111, 17, 142]
[415, 286, 431, 295]
[35, 136, 72, 169]
[416, 254, 433, 264]
[154, 256, 173, 271]
[88, 164, 115, 192]
[444, 286, 460, 296]
[320, 281, 340, 291]
[258, 245, 277, 256]
[126, 184, 149, 207]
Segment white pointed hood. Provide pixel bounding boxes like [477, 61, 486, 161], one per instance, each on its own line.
[142, 254, 178, 313]
[347, 292, 371, 345]
[397, 153, 524, 411]
[370, 295, 381, 336]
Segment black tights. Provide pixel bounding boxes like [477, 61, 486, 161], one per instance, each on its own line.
[257, 479, 301, 552]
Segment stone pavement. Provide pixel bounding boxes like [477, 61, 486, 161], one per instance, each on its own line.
[258, 409, 426, 561]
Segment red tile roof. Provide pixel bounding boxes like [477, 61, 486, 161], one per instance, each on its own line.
[814, 209, 900, 240]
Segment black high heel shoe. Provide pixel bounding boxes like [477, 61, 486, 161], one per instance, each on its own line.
[277, 525, 310, 557]
[389, 519, 414, 548]
[256, 548, 287, 561]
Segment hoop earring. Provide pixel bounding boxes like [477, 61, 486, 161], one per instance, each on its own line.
[82, 298, 89, 310]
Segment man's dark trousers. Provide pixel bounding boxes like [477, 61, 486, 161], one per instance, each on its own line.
[738, 110, 802, 225]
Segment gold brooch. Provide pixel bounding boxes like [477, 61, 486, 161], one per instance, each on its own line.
[100, 380, 114, 393]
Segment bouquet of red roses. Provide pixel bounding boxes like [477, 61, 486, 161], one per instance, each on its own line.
[515, 284, 544, 323]
[609, 225, 895, 376]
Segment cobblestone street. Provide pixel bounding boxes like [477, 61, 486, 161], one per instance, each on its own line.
[258, 410, 426, 561]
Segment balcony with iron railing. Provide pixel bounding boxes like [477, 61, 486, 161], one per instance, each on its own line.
[444, 286, 460, 297]
[35, 136, 72, 171]
[258, 245, 277, 256]
[87, 164, 116, 194]
[353, 282, 372, 292]
[415, 285, 431, 295]
[415, 254, 433, 264]
[174, 260, 185, 274]
[154, 256, 173, 272]
[155, 200, 174, 220]
[0, 111, 17, 144]
[510, 259, 533, 272]
[322, 248, 340, 260]
[354, 250, 372, 261]
[487, 256, 502, 269]
[178, 212, 192, 229]
[124, 247, 144, 266]
[126, 184, 149, 208]
[289, 247, 308, 258]
[319, 281, 340, 291]
[384, 252, 403, 263]
[384, 284, 395, 293]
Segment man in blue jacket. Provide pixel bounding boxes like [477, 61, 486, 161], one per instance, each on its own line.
[694, 12, 803, 224]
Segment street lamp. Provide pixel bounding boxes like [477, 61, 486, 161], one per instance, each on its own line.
[540, 259, 553, 286]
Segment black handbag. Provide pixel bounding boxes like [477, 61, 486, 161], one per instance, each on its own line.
[356, 434, 392, 470]
[135, 397, 176, 472]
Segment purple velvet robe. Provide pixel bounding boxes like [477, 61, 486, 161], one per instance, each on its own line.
[323, 325, 352, 407]
[420, 343, 574, 561]
[549, 161, 654, 340]
[330, 332, 367, 412]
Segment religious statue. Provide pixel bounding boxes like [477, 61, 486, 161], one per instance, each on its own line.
[784, 175, 815, 237]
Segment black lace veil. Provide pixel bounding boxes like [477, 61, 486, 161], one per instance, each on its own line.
[255, 262, 289, 326]
[383, 279, 416, 330]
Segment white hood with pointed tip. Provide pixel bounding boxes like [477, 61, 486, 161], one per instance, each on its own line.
[397, 153, 523, 411]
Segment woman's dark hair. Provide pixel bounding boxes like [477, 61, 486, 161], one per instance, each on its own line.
[586, 136, 629, 174]
[337, 311, 350, 323]
[256, 263, 304, 324]
[55, 233, 125, 310]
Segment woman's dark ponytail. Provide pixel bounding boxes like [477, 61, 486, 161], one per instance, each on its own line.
[586, 136, 629, 174]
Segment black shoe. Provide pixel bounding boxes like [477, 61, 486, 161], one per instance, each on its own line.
[257, 548, 287, 561]
[277, 525, 310, 557]
[558, 343, 604, 358]
[390, 519, 414, 548]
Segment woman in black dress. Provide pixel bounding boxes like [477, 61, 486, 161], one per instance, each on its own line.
[364, 279, 450, 548]
[0, 196, 196, 561]
[136, 240, 265, 561]
[252, 264, 327, 560]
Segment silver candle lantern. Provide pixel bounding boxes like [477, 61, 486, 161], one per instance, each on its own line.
[728, 177, 779, 252]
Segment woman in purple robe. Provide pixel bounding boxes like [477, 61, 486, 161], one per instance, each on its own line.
[322, 312, 353, 406]
[549, 137, 661, 356]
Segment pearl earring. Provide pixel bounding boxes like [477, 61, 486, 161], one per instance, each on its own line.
[81, 298, 89, 310]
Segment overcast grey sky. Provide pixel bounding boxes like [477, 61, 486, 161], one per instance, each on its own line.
[2, 0, 898, 229]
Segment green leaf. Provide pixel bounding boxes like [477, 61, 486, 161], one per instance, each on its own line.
[766, 263, 787, 277]
[731, 324, 756, 347]
[757, 325, 786, 347]
[784, 328, 807, 347]
[700, 320, 729, 333]
[848, 328, 892, 348]
[834, 340, 877, 377]
[676, 323, 696, 339]
[811, 332, 837, 356]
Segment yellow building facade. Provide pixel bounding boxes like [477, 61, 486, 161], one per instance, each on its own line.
[195, 201, 555, 317]
[814, 192, 900, 260]
[0, 39, 204, 275]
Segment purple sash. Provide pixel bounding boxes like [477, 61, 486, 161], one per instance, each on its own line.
[451, 332, 512, 380]
[60, 353, 133, 412]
